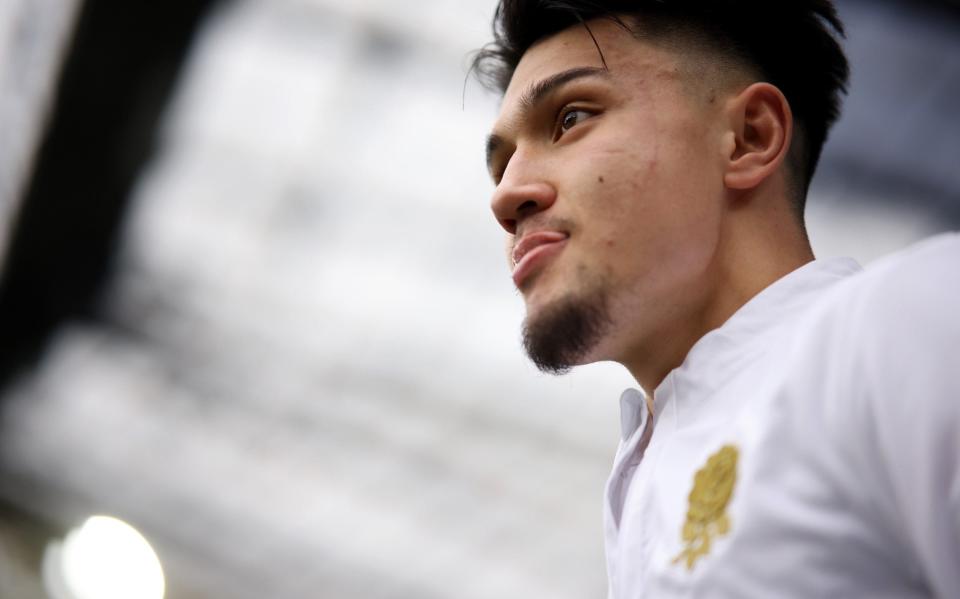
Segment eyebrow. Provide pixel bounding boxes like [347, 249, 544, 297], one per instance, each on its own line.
[485, 66, 610, 175]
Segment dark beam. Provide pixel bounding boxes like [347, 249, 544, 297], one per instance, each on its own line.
[0, 0, 219, 388]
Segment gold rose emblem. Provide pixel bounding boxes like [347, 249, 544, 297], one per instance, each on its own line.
[673, 444, 739, 570]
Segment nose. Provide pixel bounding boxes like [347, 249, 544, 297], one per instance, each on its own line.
[490, 179, 557, 235]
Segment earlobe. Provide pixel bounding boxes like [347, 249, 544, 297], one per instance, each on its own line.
[723, 82, 792, 191]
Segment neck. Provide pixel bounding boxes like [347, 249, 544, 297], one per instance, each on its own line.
[623, 191, 813, 395]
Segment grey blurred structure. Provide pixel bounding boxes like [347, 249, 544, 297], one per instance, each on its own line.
[0, 0, 958, 598]
[0, 0, 81, 264]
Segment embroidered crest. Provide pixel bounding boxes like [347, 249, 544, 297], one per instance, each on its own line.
[673, 444, 739, 570]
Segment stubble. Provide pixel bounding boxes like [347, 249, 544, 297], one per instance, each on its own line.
[522, 283, 611, 374]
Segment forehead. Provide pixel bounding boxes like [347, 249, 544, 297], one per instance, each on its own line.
[498, 18, 683, 122]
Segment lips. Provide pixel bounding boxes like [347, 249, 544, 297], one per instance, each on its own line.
[511, 230, 568, 287]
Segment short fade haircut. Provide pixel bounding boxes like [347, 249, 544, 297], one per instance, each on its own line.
[471, 0, 850, 214]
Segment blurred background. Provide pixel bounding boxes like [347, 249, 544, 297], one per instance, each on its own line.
[0, 0, 958, 597]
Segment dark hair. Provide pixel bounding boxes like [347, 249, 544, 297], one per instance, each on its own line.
[471, 0, 850, 212]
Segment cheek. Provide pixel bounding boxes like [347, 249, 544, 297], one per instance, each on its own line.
[594, 167, 718, 276]
[589, 156, 659, 223]
[565, 122, 717, 255]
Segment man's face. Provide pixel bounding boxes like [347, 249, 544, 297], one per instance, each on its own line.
[487, 19, 730, 372]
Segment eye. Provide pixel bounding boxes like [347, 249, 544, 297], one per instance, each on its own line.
[557, 107, 594, 137]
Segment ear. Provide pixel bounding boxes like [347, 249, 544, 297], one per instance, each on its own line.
[722, 82, 793, 191]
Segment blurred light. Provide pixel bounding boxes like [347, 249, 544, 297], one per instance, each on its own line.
[43, 515, 165, 599]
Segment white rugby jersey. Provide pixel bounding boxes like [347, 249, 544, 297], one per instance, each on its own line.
[605, 234, 960, 599]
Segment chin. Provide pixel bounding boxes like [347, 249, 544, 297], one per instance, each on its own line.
[521, 284, 611, 375]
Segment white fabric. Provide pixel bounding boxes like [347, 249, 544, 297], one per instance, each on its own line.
[604, 233, 960, 599]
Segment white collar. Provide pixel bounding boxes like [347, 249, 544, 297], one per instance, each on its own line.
[620, 257, 862, 439]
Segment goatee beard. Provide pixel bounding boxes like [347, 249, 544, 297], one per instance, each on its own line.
[522, 290, 610, 374]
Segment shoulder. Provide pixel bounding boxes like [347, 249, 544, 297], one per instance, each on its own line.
[787, 235, 960, 591]
[780, 233, 960, 433]
[797, 233, 960, 455]
[832, 233, 960, 372]
[846, 232, 960, 313]
[802, 233, 960, 361]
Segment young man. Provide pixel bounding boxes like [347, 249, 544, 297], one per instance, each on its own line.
[473, 1, 960, 597]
